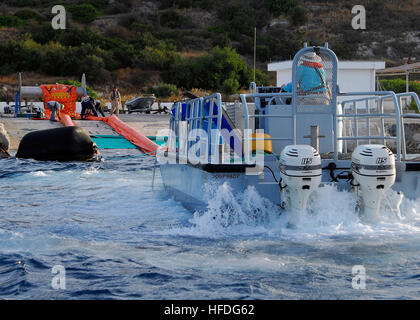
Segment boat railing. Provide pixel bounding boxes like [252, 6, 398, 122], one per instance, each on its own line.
[338, 91, 403, 161]
[168, 94, 224, 163]
[382, 92, 420, 159]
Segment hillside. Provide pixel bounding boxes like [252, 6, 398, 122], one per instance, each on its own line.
[0, 0, 419, 100]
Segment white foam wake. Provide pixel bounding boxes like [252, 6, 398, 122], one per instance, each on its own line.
[164, 182, 420, 239]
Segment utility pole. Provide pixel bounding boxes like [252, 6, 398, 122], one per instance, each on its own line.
[253, 27, 256, 83]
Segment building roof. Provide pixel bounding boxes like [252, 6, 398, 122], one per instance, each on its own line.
[376, 62, 420, 75]
[267, 60, 385, 71]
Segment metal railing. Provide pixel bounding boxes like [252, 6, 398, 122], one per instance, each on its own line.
[167, 94, 223, 163]
[338, 91, 404, 161]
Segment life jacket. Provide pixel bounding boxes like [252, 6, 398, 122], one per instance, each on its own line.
[111, 90, 120, 99]
[298, 61, 328, 95]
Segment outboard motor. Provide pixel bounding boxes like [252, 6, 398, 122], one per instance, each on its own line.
[351, 145, 396, 222]
[279, 145, 322, 211]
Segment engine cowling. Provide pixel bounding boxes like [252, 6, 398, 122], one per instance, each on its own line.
[351, 144, 396, 222]
[279, 145, 322, 211]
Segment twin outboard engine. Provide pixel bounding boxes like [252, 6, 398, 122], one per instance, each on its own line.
[351, 145, 396, 221]
[279, 145, 322, 211]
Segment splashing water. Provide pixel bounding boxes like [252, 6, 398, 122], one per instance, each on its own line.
[165, 182, 420, 240]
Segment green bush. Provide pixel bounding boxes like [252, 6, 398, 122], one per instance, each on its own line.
[68, 4, 101, 24]
[28, 22, 58, 44]
[380, 79, 420, 95]
[249, 69, 270, 86]
[14, 9, 43, 22]
[40, 41, 67, 75]
[194, 46, 249, 90]
[56, 26, 103, 47]
[0, 15, 26, 27]
[0, 37, 42, 74]
[165, 46, 268, 92]
[135, 34, 179, 70]
[222, 78, 240, 95]
[149, 83, 178, 98]
[130, 22, 153, 33]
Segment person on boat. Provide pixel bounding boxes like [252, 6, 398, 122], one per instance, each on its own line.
[109, 87, 123, 116]
[280, 52, 332, 105]
[46, 100, 64, 121]
[80, 94, 98, 119]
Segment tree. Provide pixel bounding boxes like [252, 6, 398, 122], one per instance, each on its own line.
[222, 78, 240, 95]
[68, 4, 101, 24]
[0, 15, 26, 28]
[195, 46, 248, 91]
[149, 83, 178, 98]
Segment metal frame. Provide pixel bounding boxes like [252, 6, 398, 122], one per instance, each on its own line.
[167, 94, 223, 163]
[339, 91, 420, 161]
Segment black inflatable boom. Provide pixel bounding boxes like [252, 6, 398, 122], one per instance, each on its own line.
[16, 126, 96, 161]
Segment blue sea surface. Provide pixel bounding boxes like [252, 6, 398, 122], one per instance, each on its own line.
[1, 151, 420, 299]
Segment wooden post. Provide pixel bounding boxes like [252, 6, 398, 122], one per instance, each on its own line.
[304, 125, 325, 151]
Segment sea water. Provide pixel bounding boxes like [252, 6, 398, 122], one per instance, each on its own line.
[1, 152, 420, 299]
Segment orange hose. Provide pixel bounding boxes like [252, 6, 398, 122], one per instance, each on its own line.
[60, 113, 75, 127]
[103, 115, 160, 155]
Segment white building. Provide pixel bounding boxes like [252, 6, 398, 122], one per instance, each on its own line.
[267, 60, 385, 101]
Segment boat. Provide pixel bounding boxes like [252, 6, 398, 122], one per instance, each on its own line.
[125, 94, 156, 114]
[158, 44, 420, 221]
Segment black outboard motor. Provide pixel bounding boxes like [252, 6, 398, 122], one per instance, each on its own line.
[16, 126, 97, 161]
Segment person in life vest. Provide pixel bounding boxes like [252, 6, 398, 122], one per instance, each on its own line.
[110, 87, 124, 116]
[46, 100, 65, 121]
[81, 93, 98, 119]
[281, 52, 332, 105]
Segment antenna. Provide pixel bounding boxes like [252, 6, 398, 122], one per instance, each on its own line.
[253, 27, 256, 83]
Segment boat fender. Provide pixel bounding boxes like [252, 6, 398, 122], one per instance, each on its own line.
[16, 126, 97, 161]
